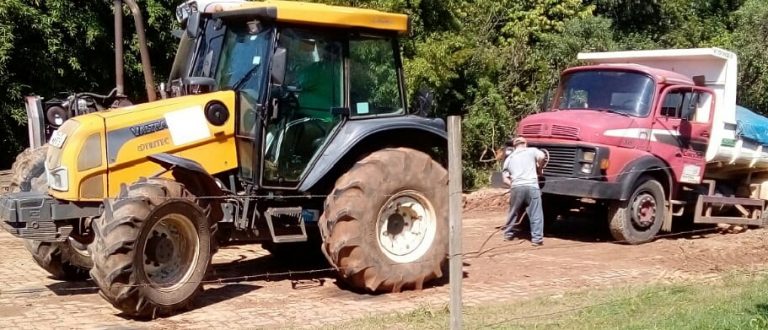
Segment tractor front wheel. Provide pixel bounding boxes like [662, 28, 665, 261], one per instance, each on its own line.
[88, 178, 211, 317]
[11, 145, 92, 280]
[320, 148, 448, 292]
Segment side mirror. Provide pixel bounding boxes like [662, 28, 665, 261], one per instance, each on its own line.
[182, 77, 216, 95]
[185, 11, 201, 38]
[271, 47, 287, 86]
[412, 88, 434, 116]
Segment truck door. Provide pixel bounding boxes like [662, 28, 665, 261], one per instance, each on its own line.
[652, 86, 715, 184]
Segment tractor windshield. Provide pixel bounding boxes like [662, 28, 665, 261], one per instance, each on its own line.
[556, 70, 655, 117]
[215, 24, 273, 92]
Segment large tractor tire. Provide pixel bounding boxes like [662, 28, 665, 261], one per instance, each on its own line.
[11, 145, 92, 280]
[320, 148, 448, 293]
[88, 178, 212, 317]
[608, 176, 665, 244]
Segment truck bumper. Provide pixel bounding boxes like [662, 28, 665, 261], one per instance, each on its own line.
[540, 177, 621, 200]
[0, 191, 101, 242]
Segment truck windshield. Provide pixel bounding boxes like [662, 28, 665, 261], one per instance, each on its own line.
[215, 25, 273, 91]
[556, 70, 655, 117]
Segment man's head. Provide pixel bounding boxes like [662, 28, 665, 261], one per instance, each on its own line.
[512, 136, 527, 150]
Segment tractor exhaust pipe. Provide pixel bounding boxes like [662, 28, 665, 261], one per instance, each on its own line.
[114, 0, 157, 102]
[114, 0, 124, 96]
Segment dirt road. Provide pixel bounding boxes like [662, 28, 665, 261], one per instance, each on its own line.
[0, 190, 766, 328]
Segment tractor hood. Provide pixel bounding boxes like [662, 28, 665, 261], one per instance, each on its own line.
[517, 110, 643, 146]
[46, 91, 238, 202]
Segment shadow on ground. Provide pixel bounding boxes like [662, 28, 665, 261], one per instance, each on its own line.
[508, 211, 718, 244]
[46, 279, 99, 295]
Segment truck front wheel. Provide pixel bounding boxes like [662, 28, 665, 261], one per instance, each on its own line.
[608, 176, 665, 244]
[88, 178, 212, 317]
[320, 148, 448, 293]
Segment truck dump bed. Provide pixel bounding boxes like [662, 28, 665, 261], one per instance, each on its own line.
[578, 48, 768, 172]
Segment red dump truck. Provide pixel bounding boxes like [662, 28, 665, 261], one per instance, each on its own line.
[512, 48, 767, 244]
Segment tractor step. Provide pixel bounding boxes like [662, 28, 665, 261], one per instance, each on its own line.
[265, 207, 308, 243]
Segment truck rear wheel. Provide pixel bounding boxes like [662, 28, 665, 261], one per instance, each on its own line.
[608, 176, 665, 244]
[89, 178, 211, 317]
[11, 145, 92, 280]
[320, 148, 448, 293]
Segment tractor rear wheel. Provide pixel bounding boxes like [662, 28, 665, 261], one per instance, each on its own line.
[11, 145, 92, 280]
[88, 178, 212, 317]
[320, 148, 448, 292]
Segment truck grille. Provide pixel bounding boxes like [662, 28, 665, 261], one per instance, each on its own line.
[551, 124, 579, 139]
[540, 146, 577, 176]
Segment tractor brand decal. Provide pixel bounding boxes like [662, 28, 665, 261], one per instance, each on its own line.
[130, 119, 168, 137]
[137, 138, 171, 152]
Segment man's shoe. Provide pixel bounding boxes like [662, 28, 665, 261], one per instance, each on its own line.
[503, 235, 515, 241]
[531, 241, 543, 247]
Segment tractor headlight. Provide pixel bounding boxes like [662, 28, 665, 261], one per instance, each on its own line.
[46, 165, 69, 192]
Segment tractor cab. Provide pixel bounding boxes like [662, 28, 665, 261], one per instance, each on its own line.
[171, 1, 412, 189]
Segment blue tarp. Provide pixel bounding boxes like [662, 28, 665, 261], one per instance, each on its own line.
[736, 105, 768, 146]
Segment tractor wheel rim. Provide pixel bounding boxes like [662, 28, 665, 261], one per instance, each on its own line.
[143, 213, 200, 290]
[631, 192, 657, 228]
[67, 237, 90, 258]
[376, 191, 437, 263]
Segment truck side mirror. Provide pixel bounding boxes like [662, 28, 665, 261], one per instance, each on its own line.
[271, 47, 287, 86]
[185, 11, 201, 38]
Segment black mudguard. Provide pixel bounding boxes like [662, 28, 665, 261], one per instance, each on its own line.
[299, 115, 447, 192]
[147, 153, 224, 198]
[616, 156, 673, 201]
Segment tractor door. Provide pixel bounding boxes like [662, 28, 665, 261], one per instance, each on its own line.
[261, 28, 345, 187]
[651, 86, 715, 184]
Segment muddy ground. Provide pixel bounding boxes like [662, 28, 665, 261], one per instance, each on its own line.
[0, 187, 766, 328]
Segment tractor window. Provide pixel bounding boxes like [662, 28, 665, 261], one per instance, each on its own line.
[349, 36, 403, 116]
[215, 25, 272, 91]
[191, 19, 226, 79]
[262, 28, 344, 185]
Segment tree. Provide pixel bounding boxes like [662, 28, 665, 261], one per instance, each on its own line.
[0, 0, 181, 168]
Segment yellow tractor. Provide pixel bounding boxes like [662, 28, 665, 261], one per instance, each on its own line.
[1, 0, 448, 317]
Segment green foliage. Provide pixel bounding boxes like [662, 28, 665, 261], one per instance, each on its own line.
[730, 0, 768, 112]
[0, 0, 767, 188]
[0, 0, 181, 167]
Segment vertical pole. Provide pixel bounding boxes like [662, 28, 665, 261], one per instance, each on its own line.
[448, 115, 463, 330]
[114, 0, 124, 96]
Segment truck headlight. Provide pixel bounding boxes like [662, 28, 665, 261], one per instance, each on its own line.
[580, 163, 593, 174]
[581, 151, 595, 163]
[46, 166, 69, 191]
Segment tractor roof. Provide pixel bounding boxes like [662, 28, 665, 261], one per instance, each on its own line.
[202, 0, 409, 35]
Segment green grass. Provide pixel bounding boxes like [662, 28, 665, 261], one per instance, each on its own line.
[329, 271, 768, 329]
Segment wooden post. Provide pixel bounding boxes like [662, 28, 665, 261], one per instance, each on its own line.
[447, 115, 463, 330]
